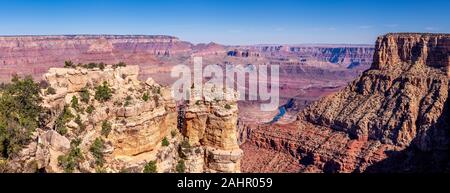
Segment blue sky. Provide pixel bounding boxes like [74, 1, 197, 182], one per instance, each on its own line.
[0, 0, 449, 45]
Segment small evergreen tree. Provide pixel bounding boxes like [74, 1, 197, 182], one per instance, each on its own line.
[89, 138, 105, 167]
[143, 161, 157, 173]
[176, 160, 186, 173]
[80, 87, 90, 103]
[101, 120, 112, 137]
[162, 137, 170, 147]
[94, 82, 112, 102]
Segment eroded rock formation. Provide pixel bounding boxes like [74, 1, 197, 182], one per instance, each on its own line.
[5, 65, 243, 173]
[242, 33, 450, 173]
[179, 85, 243, 173]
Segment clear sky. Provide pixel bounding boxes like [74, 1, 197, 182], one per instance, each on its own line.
[0, 0, 449, 45]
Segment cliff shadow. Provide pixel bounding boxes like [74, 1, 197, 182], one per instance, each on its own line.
[364, 96, 450, 173]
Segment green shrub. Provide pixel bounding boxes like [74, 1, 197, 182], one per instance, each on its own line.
[162, 137, 170, 147]
[98, 62, 106, 70]
[0, 75, 42, 158]
[176, 160, 186, 173]
[124, 95, 132, 106]
[113, 62, 127, 69]
[55, 106, 74, 135]
[224, 104, 231, 109]
[94, 82, 112, 102]
[171, 130, 177, 138]
[89, 138, 105, 167]
[64, 61, 75, 68]
[46, 87, 56, 95]
[142, 92, 149, 102]
[101, 120, 112, 137]
[143, 161, 157, 173]
[58, 139, 84, 173]
[195, 100, 201, 105]
[71, 96, 79, 110]
[180, 139, 191, 149]
[80, 87, 90, 103]
[86, 63, 98, 69]
[86, 105, 95, 114]
[74, 115, 85, 132]
[95, 167, 107, 173]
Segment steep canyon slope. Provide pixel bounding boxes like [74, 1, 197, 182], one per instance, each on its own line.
[242, 33, 450, 173]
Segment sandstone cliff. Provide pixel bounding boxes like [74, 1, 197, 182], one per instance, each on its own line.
[0, 35, 193, 80]
[228, 44, 374, 69]
[243, 33, 450, 173]
[5, 65, 242, 173]
[178, 85, 242, 173]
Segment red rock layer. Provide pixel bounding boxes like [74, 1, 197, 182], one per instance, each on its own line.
[0, 35, 192, 79]
[243, 33, 450, 173]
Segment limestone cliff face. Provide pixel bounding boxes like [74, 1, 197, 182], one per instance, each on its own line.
[243, 33, 450, 173]
[373, 33, 450, 74]
[228, 45, 374, 69]
[302, 33, 449, 150]
[6, 65, 243, 173]
[179, 85, 243, 173]
[9, 65, 176, 172]
[0, 35, 193, 79]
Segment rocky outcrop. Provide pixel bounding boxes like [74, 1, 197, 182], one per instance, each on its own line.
[4, 64, 243, 173]
[373, 33, 450, 73]
[178, 85, 243, 173]
[243, 33, 450, 173]
[302, 33, 449, 150]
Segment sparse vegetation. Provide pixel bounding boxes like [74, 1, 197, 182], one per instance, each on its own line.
[142, 92, 150, 102]
[57, 139, 84, 173]
[0, 75, 43, 158]
[171, 130, 177, 138]
[64, 60, 75, 68]
[46, 86, 56, 95]
[143, 161, 157, 173]
[180, 139, 191, 149]
[94, 81, 112, 102]
[80, 87, 90, 103]
[71, 96, 79, 110]
[195, 100, 201, 105]
[74, 115, 85, 132]
[176, 160, 186, 173]
[124, 95, 132, 107]
[114, 101, 123, 107]
[95, 167, 107, 173]
[86, 105, 95, 114]
[112, 62, 127, 69]
[98, 62, 106, 70]
[162, 137, 170, 147]
[89, 138, 105, 167]
[55, 106, 74, 135]
[101, 120, 112, 137]
[225, 104, 231, 110]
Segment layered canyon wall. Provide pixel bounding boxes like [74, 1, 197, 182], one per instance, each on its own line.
[6, 65, 243, 173]
[243, 33, 450, 173]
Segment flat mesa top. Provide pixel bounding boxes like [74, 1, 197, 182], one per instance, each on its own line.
[0, 35, 179, 40]
[383, 32, 450, 37]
